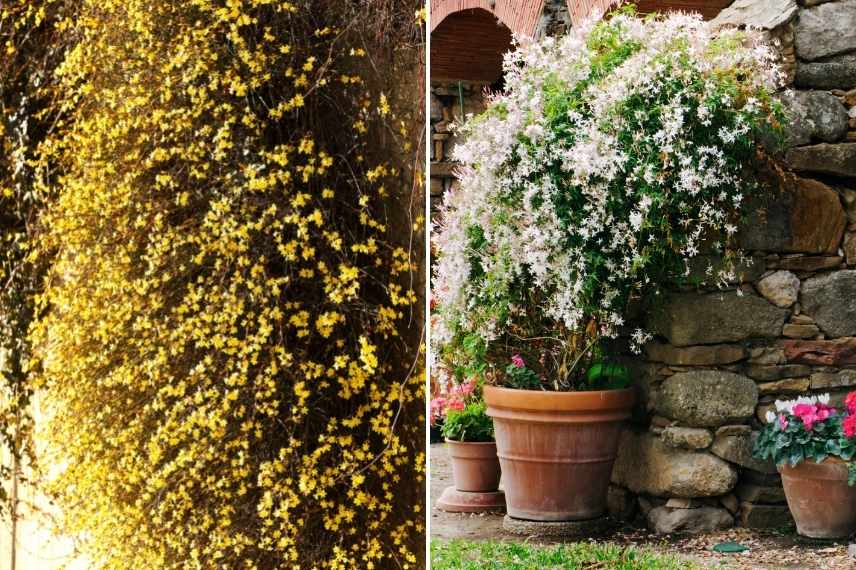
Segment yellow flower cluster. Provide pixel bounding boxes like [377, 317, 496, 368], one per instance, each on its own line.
[26, 0, 425, 567]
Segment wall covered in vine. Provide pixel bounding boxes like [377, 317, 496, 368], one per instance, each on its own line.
[2, 1, 426, 568]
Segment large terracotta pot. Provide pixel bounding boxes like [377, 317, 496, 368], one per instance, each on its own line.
[780, 457, 856, 539]
[446, 439, 501, 492]
[484, 385, 634, 521]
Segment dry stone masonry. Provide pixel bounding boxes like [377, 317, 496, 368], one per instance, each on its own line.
[430, 84, 488, 214]
[609, 0, 856, 534]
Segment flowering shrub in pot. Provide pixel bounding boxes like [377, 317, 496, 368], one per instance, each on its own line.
[431, 381, 501, 493]
[754, 393, 856, 538]
[432, 8, 783, 522]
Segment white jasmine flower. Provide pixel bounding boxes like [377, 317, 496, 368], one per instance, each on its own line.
[524, 123, 545, 140]
[432, 11, 782, 379]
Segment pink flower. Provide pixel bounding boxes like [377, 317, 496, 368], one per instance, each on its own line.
[846, 391, 856, 414]
[778, 414, 788, 430]
[792, 403, 836, 431]
[511, 354, 525, 368]
[452, 379, 476, 396]
[844, 415, 856, 439]
[429, 397, 447, 425]
[447, 397, 465, 412]
[792, 403, 818, 431]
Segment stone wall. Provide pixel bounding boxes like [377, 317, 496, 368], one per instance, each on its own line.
[537, 0, 574, 37]
[430, 83, 488, 215]
[609, 0, 856, 534]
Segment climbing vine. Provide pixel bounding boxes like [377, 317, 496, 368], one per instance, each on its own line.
[4, 0, 426, 567]
[0, 0, 69, 516]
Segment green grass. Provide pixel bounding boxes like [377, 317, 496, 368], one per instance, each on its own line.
[431, 539, 702, 570]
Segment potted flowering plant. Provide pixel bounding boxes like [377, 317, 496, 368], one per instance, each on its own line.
[430, 380, 501, 495]
[754, 392, 856, 538]
[432, 9, 783, 522]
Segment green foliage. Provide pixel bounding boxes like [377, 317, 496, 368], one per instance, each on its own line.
[441, 402, 494, 443]
[431, 539, 700, 570]
[585, 7, 644, 83]
[504, 362, 541, 390]
[585, 362, 631, 390]
[754, 415, 842, 467]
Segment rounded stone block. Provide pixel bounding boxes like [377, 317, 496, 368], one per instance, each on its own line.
[644, 342, 747, 366]
[711, 432, 778, 474]
[795, 0, 856, 61]
[796, 54, 856, 90]
[778, 90, 849, 146]
[757, 270, 800, 308]
[647, 505, 733, 534]
[801, 270, 856, 337]
[612, 431, 738, 498]
[661, 427, 713, 450]
[711, 0, 797, 30]
[657, 370, 758, 428]
[784, 338, 856, 366]
[739, 177, 845, 254]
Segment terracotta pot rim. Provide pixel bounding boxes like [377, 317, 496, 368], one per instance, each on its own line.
[779, 456, 850, 475]
[444, 438, 497, 445]
[484, 384, 635, 412]
[779, 456, 848, 468]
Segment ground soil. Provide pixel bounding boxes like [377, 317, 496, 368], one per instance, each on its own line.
[430, 444, 856, 569]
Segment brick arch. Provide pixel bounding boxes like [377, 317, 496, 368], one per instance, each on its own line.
[430, 0, 546, 38]
[565, 0, 620, 26]
[431, 7, 515, 83]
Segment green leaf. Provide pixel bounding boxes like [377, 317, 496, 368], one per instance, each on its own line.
[826, 440, 842, 456]
[586, 362, 631, 390]
[789, 448, 805, 467]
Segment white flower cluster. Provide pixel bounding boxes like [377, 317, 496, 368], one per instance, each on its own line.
[769, 394, 832, 419]
[433, 11, 783, 361]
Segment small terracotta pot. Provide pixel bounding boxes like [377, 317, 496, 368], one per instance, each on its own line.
[484, 385, 634, 522]
[780, 457, 856, 539]
[446, 439, 502, 492]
